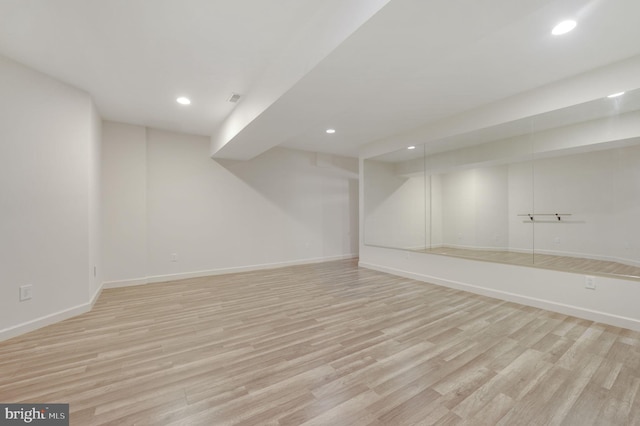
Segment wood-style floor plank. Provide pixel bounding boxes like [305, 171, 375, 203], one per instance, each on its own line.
[1, 259, 639, 425]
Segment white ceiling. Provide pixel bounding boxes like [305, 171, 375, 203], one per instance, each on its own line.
[0, 0, 328, 134]
[1, 0, 640, 159]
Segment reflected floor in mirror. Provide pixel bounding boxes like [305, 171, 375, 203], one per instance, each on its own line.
[1, 259, 640, 425]
[419, 247, 640, 279]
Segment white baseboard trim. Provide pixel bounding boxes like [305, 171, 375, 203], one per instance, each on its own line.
[0, 281, 105, 343]
[102, 277, 149, 288]
[90, 281, 104, 306]
[359, 261, 640, 332]
[104, 253, 358, 288]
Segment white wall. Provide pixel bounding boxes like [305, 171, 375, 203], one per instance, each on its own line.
[438, 166, 509, 250]
[363, 160, 425, 249]
[103, 123, 359, 285]
[429, 174, 443, 247]
[507, 161, 534, 253]
[364, 161, 510, 251]
[101, 122, 147, 284]
[88, 103, 102, 297]
[610, 145, 640, 264]
[0, 55, 101, 339]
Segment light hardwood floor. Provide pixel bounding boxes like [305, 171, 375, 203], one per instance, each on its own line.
[1, 259, 639, 425]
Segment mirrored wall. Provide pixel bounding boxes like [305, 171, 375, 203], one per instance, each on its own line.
[364, 88, 640, 279]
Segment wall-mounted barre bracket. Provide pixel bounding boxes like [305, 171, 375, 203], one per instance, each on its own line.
[517, 213, 572, 222]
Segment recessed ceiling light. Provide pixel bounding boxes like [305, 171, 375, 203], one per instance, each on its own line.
[552, 20, 577, 36]
[407, 146, 416, 150]
[326, 129, 336, 134]
[176, 97, 191, 105]
[607, 92, 625, 98]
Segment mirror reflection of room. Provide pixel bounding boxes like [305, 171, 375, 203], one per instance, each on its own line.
[364, 88, 640, 280]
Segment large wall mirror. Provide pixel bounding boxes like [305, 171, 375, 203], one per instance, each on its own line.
[364, 88, 640, 280]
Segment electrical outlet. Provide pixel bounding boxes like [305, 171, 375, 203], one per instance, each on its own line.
[19, 285, 32, 301]
[585, 276, 596, 290]
[554, 237, 561, 245]
[171, 253, 178, 262]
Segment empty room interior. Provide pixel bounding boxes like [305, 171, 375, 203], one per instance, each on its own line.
[2, 0, 640, 425]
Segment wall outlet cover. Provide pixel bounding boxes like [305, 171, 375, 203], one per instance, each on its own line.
[19, 285, 33, 301]
[585, 276, 596, 290]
